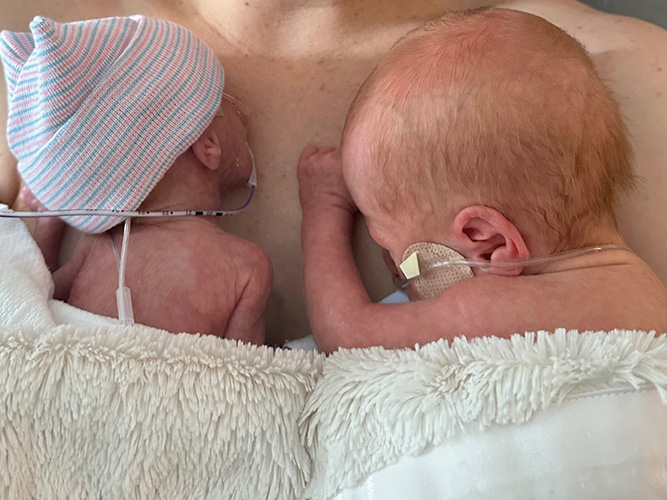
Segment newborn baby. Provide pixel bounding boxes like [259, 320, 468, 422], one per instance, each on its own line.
[0, 16, 271, 343]
[298, 8, 667, 353]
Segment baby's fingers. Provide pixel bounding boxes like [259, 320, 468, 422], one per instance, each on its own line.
[18, 181, 44, 212]
[298, 145, 320, 164]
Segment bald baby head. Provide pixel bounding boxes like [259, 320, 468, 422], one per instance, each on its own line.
[342, 8, 634, 251]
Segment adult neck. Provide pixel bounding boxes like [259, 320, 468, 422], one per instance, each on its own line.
[182, 0, 482, 55]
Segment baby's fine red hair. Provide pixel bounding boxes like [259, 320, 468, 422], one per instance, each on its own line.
[342, 8, 634, 250]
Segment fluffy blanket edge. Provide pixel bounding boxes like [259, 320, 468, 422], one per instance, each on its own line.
[300, 328, 667, 500]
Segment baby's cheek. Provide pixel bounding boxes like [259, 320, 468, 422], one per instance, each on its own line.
[382, 249, 400, 276]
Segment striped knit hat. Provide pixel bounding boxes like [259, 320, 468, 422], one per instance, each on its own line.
[0, 15, 224, 233]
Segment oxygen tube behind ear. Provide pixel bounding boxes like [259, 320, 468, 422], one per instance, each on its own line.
[398, 243, 633, 300]
[247, 145, 257, 188]
[424, 244, 632, 272]
[0, 146, 258, 222]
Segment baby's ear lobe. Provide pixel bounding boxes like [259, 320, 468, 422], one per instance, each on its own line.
[452, 205, 529, 276]
[191, 125, 222, 170]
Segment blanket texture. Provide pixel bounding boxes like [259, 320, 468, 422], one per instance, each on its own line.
[0, 210, 323, 499]
[0, 326, 322, 500]
[300, 329, 667, 500]
[1, 209, 666, 500]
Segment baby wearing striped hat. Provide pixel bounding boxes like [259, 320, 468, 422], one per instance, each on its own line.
[0, 15, 271, 342]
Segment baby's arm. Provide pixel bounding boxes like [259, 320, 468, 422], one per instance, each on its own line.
[18, 182, 66, 272]
[298, 146, 467, 353]
[18, 180, 91, 301]
[52, 236, 92, 301]
[224, 245, 273, 345]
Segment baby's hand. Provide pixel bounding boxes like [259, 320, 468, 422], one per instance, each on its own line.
[297, 145, 356, 214]
[17, 182, 46, 212]
[17, 181, 65, 271]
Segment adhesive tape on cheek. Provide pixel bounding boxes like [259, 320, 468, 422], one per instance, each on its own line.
[399, 242, 474, 299]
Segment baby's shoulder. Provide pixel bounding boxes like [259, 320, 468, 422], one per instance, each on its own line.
[111, 223, 272, 334]
[433, 259, 666, 335]
[200, 225, 272, 270]
[172, 224, 273, 291]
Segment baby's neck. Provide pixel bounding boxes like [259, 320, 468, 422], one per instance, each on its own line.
[521, 244, 635, 276]
[523, 229, 628, 275]
[134, 153, 241, 225]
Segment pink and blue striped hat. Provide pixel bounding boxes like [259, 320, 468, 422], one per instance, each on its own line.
[0, 15, 224, 233]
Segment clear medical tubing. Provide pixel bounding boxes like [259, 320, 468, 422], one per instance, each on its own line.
[416, 244, 631, 273]
[0, 159, 256, 325]
[0, 186, 255, 219]
[0, 148, 257, 220]
[116, 218, 134, 326]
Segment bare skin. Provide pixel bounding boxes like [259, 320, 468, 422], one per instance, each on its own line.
[55, 218, 271, 342]
[298, 147, 667, 353]
[28, 98, 272, 343]
[1, 0, 665, 343]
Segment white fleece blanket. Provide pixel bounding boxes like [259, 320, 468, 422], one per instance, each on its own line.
[300, 330, 667, 499]
[1, 208, 666, 500]
[0, 211, 323, 500]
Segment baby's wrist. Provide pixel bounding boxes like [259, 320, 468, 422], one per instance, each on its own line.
[302, 196, 355, 217]
[302, 203, 355, 243]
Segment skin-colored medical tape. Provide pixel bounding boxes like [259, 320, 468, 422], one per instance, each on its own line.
[399, 242, 474, 299]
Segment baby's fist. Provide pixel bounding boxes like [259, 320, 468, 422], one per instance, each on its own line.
[297, 146, 355, 213]
[17, 182, 46, 212]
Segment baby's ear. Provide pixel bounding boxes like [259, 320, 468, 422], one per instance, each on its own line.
[452, 205, 529, 276]
[191, 124, 222, 170]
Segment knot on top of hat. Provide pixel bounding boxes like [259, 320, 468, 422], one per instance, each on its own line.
[30, 16, 57, 37]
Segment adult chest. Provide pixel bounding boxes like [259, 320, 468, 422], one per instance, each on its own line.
[175, 19, 434, 338]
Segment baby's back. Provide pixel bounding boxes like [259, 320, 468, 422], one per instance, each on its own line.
[63, 219, 272, 343]
[446, 255, 667, 338]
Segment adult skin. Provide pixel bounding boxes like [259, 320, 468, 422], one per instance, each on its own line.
[1, 0, 665, 343]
